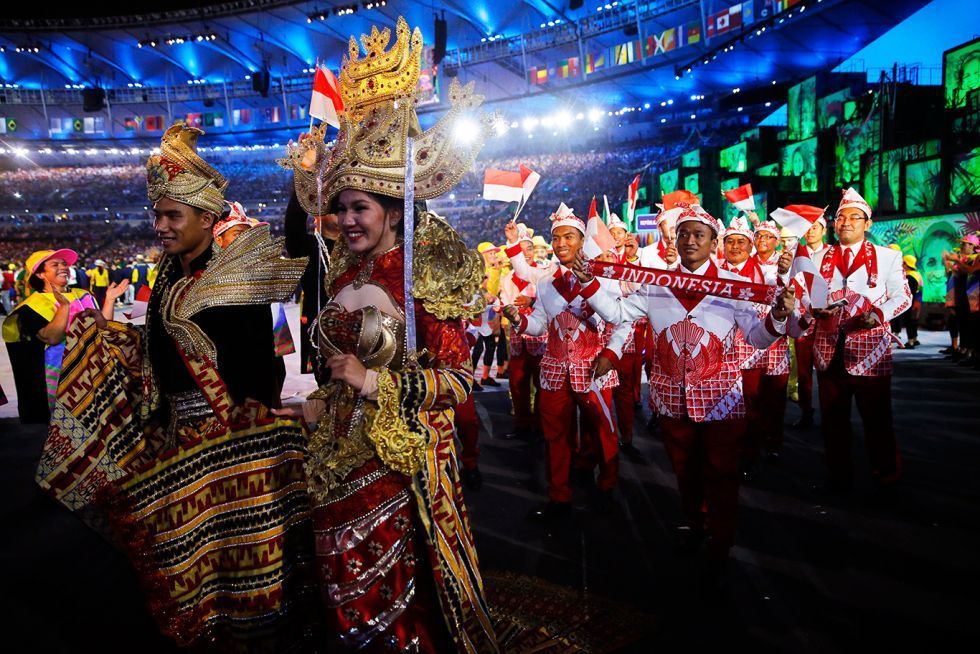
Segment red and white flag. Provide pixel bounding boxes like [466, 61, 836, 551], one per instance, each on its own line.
[790, 240, 829, 309]
[309, 66, 344, 128]
[770, 204, 826, 240]
[626, 174, 641, 225]
[520, 163, 540, 201]
[723, 183, 755, 212]
[584, 196, 617, 259]
[483, 168, 524, 203]
[124, 284, 153, 320]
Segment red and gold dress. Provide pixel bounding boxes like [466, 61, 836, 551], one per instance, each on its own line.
[305, 238, 498, 653]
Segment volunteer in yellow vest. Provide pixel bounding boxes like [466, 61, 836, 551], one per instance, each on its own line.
[88, 258, 110, 308]
[2, 249, 127, 423]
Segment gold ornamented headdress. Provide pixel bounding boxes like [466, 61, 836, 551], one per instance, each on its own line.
[279, 16, 493, 207]
[146, 122, 228, 215]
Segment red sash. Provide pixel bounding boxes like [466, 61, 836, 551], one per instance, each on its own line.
[820, 240, 878, 288]
[584, 259, 777, 305]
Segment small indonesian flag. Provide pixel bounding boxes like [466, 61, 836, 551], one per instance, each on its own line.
[723, 183, 755, 212]
[520, 164, 540, 201]
[626, 174, 641, 226]
[309, 66, 344, 128]
[124, 284, 152, 320]
[770, 204, 826, 240]
[584, 196, 617, 259]
[661, 189, 700, 209]
[791, 240, 829, 309]
[483, 168, 525, 203]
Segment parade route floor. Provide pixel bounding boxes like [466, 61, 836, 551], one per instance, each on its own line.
[1, 305, 978, 652]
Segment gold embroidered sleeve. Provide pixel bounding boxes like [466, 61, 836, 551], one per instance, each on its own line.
[367, 370, 426, 476]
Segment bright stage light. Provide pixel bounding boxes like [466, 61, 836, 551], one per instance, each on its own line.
[587, 109, 603, 123]
[522, 117, 539, 131]
[555, 111, 572, 128]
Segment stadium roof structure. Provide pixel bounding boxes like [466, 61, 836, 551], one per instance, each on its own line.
[0, 0, 932, 114]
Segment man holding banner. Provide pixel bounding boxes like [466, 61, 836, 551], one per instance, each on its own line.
[569, 202, 796, 584]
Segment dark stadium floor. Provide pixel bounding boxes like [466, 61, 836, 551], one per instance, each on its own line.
[2, 332, 978, 653]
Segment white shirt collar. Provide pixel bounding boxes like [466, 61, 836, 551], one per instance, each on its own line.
[680, 259, 712, 275]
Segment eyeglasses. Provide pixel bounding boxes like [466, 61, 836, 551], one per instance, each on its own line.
[836, 215, 868, 224]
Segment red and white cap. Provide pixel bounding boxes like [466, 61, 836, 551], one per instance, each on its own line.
[723, 215, 754, 241]
[213, 200, 268, 236]
[754, 219, 780, 238]
[674, 202, 720, 234]
[550, 202, 585, 235]
[836, 187, 872, 219]
[769, 204, 827, 239]
[515, 222, 534, 244]
[606, 212, 628, 232]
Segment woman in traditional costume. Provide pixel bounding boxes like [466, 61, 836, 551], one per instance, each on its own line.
[2, 248, 125, 423]
[279, 17, 499, 653]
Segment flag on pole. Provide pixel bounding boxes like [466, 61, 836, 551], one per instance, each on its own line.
[124, 284, 153, 320]
[584, 196, 617, 259]
[769, 204, 826, 240]
[520, 164, 540, 202]
[723, 183, 756, 212]
[790, 240, 829, 309]
[626, 175, 641, 230]
[482, 169, 525, 203]
[309, 66, 344, 128]
[602, 195, 611, 224]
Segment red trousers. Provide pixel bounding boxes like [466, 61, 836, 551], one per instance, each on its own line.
[613, 351, 640, 444]
[741, 367, 764, 461]
[661, 416, 747, 560]
[508, 350, 541, 432]
[758, 373, 789, 454]
[539, 383, 619, 502]
[817, 364, 901, 486]
[795, 333, 816, 418]
[455, 395, 480, 471]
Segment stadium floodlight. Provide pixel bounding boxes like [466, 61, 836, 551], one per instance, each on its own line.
[588, 109, 603, 123]
[643, 103, 651, 109]
[522, 117, 539, 131]
[492, 116, 510, 137]
[667, 99, 673, 105]
[540, 115, 555, 128]
[555, 111, 572, 128]
[660, 118, 667, 123]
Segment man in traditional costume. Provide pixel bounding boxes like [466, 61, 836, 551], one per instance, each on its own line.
[570, 202, 796, 583]
[502, 206, 632, 521]
[281, 17, 500, 652]
[793, 211, 829, 428]
[498, 224, 547, 440]
[34, 122, 317, 650]
[808, 188, 911, 491]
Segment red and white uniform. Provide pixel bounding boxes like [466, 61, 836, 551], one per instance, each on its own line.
[580, 258, 785, 559]
[792, 242, 828, 420]
[510, 245, 631, 503]
[805, 239, 911, 486]
[500, 266, 547, 434]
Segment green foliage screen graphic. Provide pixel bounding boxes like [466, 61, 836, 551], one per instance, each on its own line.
[719, 142, 747, 173]
[904, 158, 942, 214]
[867, 213, 980, 302]
[756, 163, 779, 177]
[781, 137, 818, 191]
[950, 148, 980, 208]
[787, 76, 817, 140]
[944, 38, 980, 109]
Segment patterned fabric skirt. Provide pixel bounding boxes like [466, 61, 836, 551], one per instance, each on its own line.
[313, 458, 451, 653]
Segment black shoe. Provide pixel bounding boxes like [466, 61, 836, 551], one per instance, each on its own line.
[461, 467, 483, 491]
[482, 377, 501, 387]
[939, 346, 954, 354]
[528, 501, 572, 523]
[741, 460, 762, 483]
[619, 441, 645, 462]
[673, 525, 705, 556]
[472, 382, 484, 392]
[594, 490, 616, 515]
[904, 341, 916, 350]
[792, 413, 814, 429]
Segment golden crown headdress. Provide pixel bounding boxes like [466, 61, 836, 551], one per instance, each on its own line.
[146, 122, 228, 215]
[279, 16, 493, 208]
